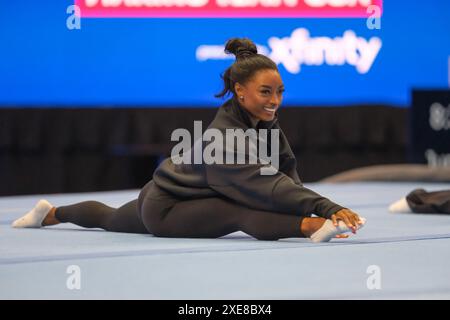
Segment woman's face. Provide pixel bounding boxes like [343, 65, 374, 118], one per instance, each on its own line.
[234, 69, 285, 122]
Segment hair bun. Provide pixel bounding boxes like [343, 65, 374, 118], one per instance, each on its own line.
[224, 38, 257, 59]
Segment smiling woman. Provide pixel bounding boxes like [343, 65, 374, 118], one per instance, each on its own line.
[235, 70, 285, 121]
[215, 38, 285, 122]
[12, 37, 366, 243]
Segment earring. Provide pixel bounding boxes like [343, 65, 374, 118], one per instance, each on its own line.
[239, 96, 244, 100]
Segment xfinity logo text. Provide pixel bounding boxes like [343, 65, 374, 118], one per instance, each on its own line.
[196, 28, 382, 74]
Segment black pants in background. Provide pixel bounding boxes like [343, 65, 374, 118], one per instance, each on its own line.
[407, 189, 450, 214]
[55, 180, 307, 240]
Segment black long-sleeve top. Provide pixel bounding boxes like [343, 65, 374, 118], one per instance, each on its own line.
[153, 97, 344, 219]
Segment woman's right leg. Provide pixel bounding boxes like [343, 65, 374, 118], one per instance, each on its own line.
[54, 199, 148, 234]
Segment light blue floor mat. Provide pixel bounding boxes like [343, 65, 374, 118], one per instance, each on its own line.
[1, 182, 450, 299]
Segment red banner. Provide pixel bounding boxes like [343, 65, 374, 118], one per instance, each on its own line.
[75, 0, 383, 18]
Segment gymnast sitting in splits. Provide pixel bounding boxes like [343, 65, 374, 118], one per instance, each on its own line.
[13, 37, 366, 242]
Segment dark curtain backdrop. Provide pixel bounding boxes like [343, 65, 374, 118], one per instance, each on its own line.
[0, 105, 407, 196]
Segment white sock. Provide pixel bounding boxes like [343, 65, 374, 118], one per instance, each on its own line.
[310, 217, 366, 243]
[12, 199, 54, 228]
[388, 197, 412, 213]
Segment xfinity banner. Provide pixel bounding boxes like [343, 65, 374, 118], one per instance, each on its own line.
[0, 0, 449, 106]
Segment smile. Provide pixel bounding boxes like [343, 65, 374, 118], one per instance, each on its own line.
[263, 107, 277, 113]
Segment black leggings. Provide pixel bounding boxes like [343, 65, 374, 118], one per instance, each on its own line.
[55, 181, 308, 240]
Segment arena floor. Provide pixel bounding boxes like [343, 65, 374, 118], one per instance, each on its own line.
[1, 182, 450, 299]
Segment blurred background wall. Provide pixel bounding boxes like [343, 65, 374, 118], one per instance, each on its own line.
[0, 0, 449, 195]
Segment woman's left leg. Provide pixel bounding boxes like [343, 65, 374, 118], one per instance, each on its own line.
[141, 195, 310, 240]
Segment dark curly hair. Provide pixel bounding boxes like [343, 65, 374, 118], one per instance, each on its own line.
[215, 37, 279, 99]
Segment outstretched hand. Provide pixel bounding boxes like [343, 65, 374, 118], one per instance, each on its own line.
[331, 208, 362, 234]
